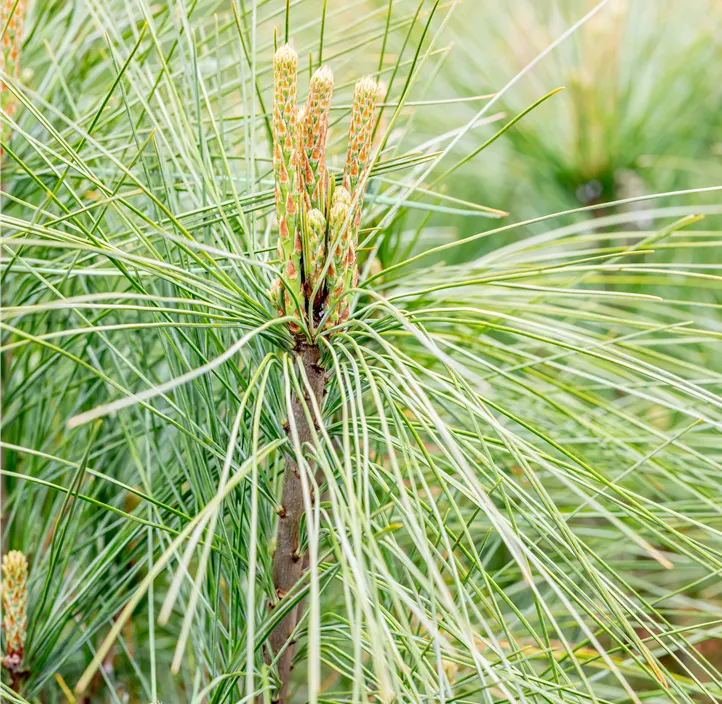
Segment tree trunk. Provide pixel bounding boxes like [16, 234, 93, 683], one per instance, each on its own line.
[267, 340, 325, 703]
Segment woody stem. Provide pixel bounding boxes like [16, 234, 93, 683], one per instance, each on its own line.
[267, 340, 325, 704]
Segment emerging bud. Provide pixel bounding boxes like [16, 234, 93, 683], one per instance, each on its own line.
[273, 45, 298, 105]
[269, 278, 285, 317]
[329, 186, 351, 237]
[300, 65, 333, 212]
[324, 188, 354, 329]
[2, 550, 28, 668]
[306, 208, 327, 293]
[343, 76, 380, 232]
[272, 44, 304, 326]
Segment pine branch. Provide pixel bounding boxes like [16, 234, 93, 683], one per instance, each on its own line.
[267, 339, 325, 703]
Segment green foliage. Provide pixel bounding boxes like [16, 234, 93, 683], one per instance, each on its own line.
[2, 0, 721, 702]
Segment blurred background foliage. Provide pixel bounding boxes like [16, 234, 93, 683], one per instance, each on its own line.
[416, 0, 722, 221]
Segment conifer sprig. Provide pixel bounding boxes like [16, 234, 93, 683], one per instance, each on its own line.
[270, 46, 378, 338]
[4, 6, 721, 704]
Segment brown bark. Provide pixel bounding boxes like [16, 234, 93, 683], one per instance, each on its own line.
[267, 340, 325, 703]
[9, 669, 24, 693]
